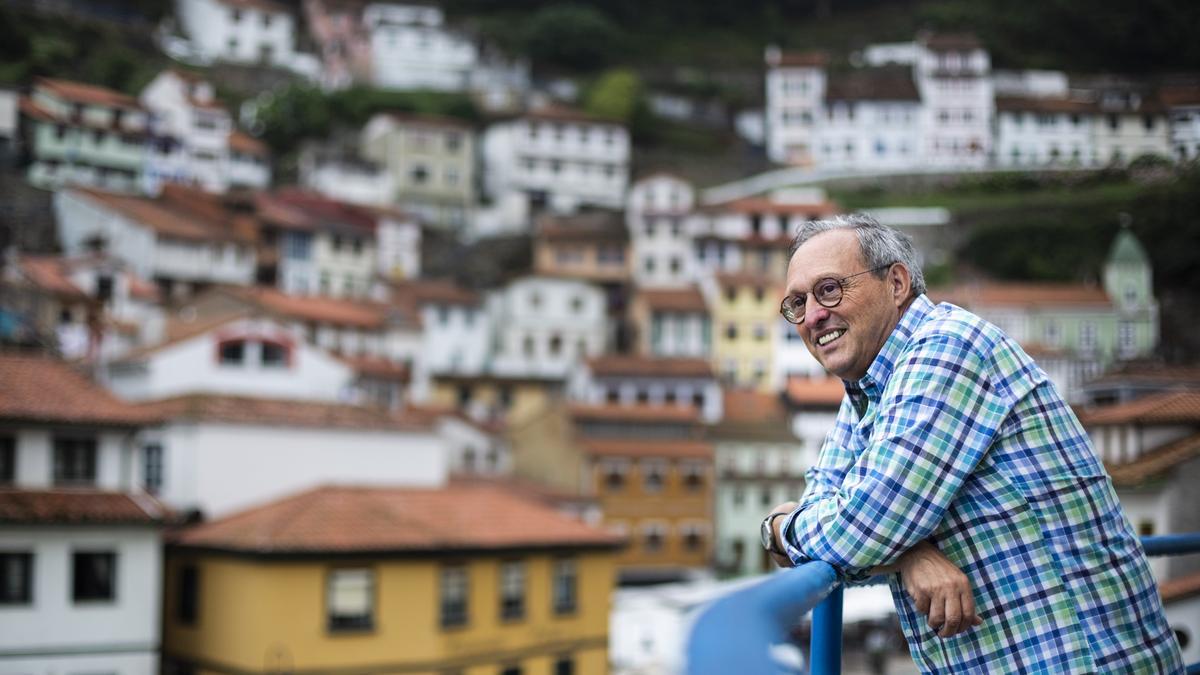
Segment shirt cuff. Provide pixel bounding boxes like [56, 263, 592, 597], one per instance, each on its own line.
[780, 503, 875, 584]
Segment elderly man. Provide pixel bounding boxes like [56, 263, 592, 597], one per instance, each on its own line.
[761, 215, 1182, 672]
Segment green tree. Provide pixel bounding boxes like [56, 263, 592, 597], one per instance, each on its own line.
[522, 4, 621, 72]
[583, 68, 642, 123]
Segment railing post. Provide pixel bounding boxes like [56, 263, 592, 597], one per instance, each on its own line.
[809, 585, 843, 675]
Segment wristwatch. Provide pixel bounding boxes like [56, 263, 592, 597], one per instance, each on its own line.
[760, 511, 787, 555]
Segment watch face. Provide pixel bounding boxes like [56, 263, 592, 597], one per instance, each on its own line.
[761, 516, 775, 551]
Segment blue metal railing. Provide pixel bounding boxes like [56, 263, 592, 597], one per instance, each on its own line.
[686, 533, 1200, 675]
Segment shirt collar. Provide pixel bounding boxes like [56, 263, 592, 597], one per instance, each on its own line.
[847, 294, 935, 401]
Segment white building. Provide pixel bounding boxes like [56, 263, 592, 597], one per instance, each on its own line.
[391, 279, 490, 385]
[629, 286, 711, 360]
[363, 3, 476, 92]
[626, 173, 698, 288]
[487, 276, 609, 380]
[913, 33, 994, 169]
[763, 48, 829, 166]
[140, 69, 233, 193]
[1163, 85, 1200, 162]
[481, 106, 630, 232]
[0, 355, 168, 675]
[993, 96, 1097, 168]
[1087, 84, 1173, 166]
[173, 0, 316, 75]
[54, 186, 257, 297]
[298, 141, 393, 207]
[568, 355, 723, 425]
[819, 67, 923, 171]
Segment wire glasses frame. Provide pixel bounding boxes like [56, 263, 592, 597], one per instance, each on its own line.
[779, 263, 896, 324]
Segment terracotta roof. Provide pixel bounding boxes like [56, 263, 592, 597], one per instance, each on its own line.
[582, 438, 712, 460]
[569, 403, 701, 424]
[70, 187, 257, 245]
[1085, 362, 1200, 388]
[921, 33, 984, 53]
[170, 484, 624, 554]
[1159, 85, 1200, 107]
[337, 354, 411, 382]
[995, 96, 1098, 114]
[1080, 391, 1200, 426]
[128, 275, 161, 302]
[14, 256, 89, 301]
[1160, 571, 1200, 603]
[525, 104, 621, 127]
[826, 68, 920, 103]
[114, 310, 249, 364]
[769, 50, 830, 68]
[722, 390, 788, 424]
[216, 0, 291, 13]
[785, 375, 845, 408]
[930, 283, 1112, 309]
[268, 189, 376, 233]
[703, 196, 840, 218]
[380, 111, 473, 131]
[35, 78, 143, 111]
[715, 271, 781, 290]
[1105, 433, 1200, 487]
[226, 286, 404, 330]
[587, 355, 713, 379]
[637, 286, 708, 313]
[229, 130, 269, 156]
[0, 489, 172, 525]
[390, 279, 480, 308]
[140, 393, 434, 432]
[537, 210, 628, 243]
[0, 355, 155, 426]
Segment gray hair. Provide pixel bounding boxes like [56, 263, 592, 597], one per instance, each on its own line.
[788, 213, 927, 296]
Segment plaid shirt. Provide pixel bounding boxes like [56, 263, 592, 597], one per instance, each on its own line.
[782, 295, 1182, 673]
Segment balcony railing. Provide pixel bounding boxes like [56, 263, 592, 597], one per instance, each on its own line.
[687, 533, 1200, 674]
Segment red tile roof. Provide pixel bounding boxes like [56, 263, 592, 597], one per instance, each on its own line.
[996, 96, 1099, 114]
[569, 403, 701, 424]
[14, 255, 89, 301]
[587, 355, 713, 379]
[140, 393, 434, 432]
[170, 484, 624, 554]
[930, 282, 1112, 309]
[0, 355, 155, 426]
[229, 130, 269, 156]
[1105, 433, 1200, 487]
[536, 210, 628, 242]
[1159, 85, 1200, 108]
[0, 489, 172, 525]
[637, 286, 708, 313]
[921, 33, 984, 53]
[1080, 391, 1200, 426]
[582, 438, 712, 460]
[722, 390, 788, 424]
[225, 286, 412, 330]
[826, 68, 920, 103]
[1160, 570, 1200, 603]
[35, 78, 143, 111]
[71, 187, 257, 244]
[390, 279, 480, 307]
[785, 375, 845, 408]
[336, 354, 411, 382]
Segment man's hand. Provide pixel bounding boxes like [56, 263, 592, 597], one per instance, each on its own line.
[765, 501, 798, 568]
[896, 541, 982, 638]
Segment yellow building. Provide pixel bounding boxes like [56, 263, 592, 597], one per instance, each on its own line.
[710, 272, 782, 392]
[163, 484, 623, 675]
[429, 374, 559, 427]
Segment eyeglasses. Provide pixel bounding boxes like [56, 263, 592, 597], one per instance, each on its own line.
[779, 263, 895, 324]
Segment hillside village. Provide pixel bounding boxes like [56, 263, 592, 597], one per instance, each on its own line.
[1, 1, 1200, 674]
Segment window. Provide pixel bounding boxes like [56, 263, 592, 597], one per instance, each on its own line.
[499, 560, 525, 621]
[682, 461, 705, 491]
[177, 563, 199, 625]
[1119, 321, 1136, 353]
[1080, 321, 1097, 351]
[0, 436, 13, 484]
[603, 460, 626, 491]
[54, 437, 96, 486]
[218, 339, 246, 365]
[261, 341, 289, 368]
[0, 552, 32, 604]
[440, 565, 468, 628]
[143, 443, 163, 494]
[73, 551, 116, 602]
[552, 558, 577, 615]
[327, 568, 374, 631]
[725, 324, 737, 340]
[570, 296, 584, 313]
[642, 460, 665, 493]
[410, 165, 429, 185]
[642, 523, 665, 553]
[554, 657, 575, 675]
[682, 524, 705, 552]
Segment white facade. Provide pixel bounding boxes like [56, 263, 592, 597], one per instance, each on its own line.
[300, 155, 393, 207]
[994, 101, 1097, 168]
[487, 277, 608, 379]
[142, 417, 448, 518]
[416, 301, 489, 377]
[104, 317, 355, 403]
[482, 111, 630, 229]
[1166, 89, 1200, 162]
[627, 174, 698, 288]
[437, 415, 510, 476]
[567, 365, 724, 425]
[140, 70, 232, 193]
[375, 212, 422, 280]
[175, 0, 303, 69]
[914, 38, 993, 169]
[763, 49, 827, 166]
[0, 527, 161, 675]
[364, 3, 476, 91]
[1092, 95, 1173, 165]
[54, 189, 257, 288]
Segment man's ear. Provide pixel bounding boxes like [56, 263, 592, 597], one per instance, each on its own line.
[889, 263, 912, 306]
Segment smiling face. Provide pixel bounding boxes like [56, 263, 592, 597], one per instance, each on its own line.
[785, 229, 912, 381]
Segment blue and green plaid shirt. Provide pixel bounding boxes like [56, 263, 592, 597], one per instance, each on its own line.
[782, 295, 1183, 673]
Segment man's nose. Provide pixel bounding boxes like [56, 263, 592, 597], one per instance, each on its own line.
[805, 303, 831, 326]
